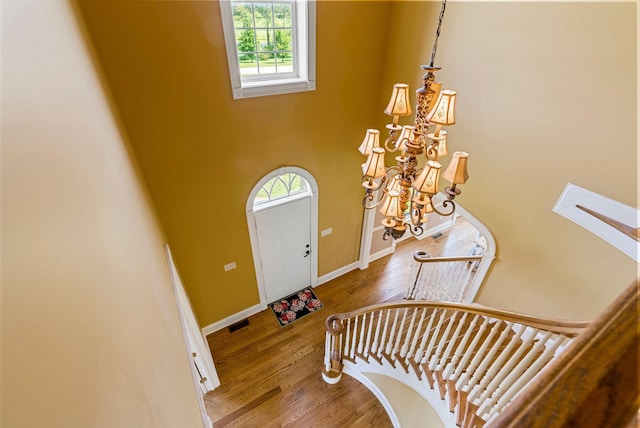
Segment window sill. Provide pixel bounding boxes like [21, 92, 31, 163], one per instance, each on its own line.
[232, 78, 316, 99]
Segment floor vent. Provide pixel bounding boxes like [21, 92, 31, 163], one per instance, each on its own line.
[228, 319, 250, 333]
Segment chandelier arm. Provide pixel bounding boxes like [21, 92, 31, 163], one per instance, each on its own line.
[431, 198, 456, 216]
[383, 168, 404, 192]
[426, 143, 439, 161]
[361, 175, 388, 209]
[409, 224, 425, 237]
[362, 190, 384, 210]
[384, 137, 398, 152]
[382, 228, 392, 241]
[386, 166, 403, 177]
[409, 200, 422, 226]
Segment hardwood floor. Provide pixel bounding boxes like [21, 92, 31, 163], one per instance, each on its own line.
[205, 218, 477, 427]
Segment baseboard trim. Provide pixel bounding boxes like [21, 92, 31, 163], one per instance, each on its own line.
[316, 261, 359, 286]
[369, 247, 394, 263]
[423, 221, 455, 239]
[201, 303, 265, 336]
[202, 261, 360, 336]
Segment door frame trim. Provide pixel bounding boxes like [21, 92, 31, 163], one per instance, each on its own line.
[246, 166, 319, 307]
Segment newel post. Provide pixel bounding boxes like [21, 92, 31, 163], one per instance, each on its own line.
[322, 317, 345, 384]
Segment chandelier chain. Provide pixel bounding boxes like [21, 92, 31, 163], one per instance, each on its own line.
[429, 0, 448, 67]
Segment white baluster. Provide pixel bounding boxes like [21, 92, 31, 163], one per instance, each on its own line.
[438, 312, 468, 372]
[430, 265, 440, 300]
[385, 309, 400, 355]
[414, 308, 437, 364]
[475, 327, 539, 409]
[482, 333, 568, 418]
[324, 332, 332, 372]
[357, 313, 366, 355]
[423, 309, 447, 364]
[429, 311, 458, 370]
[466, 321, 514, 398]
[407, 308, 428, 359]
[379, 309, 391, 359]
[364, 311, 376, 356]
[422, 267, 435, 300]
[392, 308, 409, 357]
[455, 318, 500, 391]
[449, 262, 465, 301]
[468, 323, 526, 403]
[400, 308, 419, 358]
[444, 313, 482, 380]
[344, 318, 351, 358]
[371, 309, 383, 355]
[456, 262, 474, 301]
[438, 262, 451, 301]
[442, 263, 455, 300]
[350, 316, 359, 359]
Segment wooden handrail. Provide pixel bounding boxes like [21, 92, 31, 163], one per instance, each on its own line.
[413, 251, 484, 263]
[576, 204, 640, 242]
[325, 300, 590, 336]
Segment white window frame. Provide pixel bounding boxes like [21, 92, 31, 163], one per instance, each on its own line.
[219, 0, 316, 99]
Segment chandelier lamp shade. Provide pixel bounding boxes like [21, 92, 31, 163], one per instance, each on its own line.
[359, 0, 469, 240]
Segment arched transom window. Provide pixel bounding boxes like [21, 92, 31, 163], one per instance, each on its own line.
[253, 172, 310, 209]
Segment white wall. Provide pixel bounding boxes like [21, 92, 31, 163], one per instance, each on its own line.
[1, 0, 204, 426]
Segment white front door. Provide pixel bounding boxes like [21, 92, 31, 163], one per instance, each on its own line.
[254, 196, 311, 303]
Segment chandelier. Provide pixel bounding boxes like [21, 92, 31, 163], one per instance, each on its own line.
[359, 0, 469, 241]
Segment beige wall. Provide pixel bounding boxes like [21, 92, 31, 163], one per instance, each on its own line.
[75, 0, 393, 326]
[385, 1, 637, 320]
[1, 1, 204, 426]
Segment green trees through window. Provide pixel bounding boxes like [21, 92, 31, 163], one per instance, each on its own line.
[220, 0, 315, 98]
[232, 2, 294, 77]
[254, 173, 308, 206]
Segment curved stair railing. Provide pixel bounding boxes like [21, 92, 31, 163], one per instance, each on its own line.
[322, 301, 589, 427]
[490, 280, 639, 428]
[406, 223, 495, 304]
[405, 252, 484, 302]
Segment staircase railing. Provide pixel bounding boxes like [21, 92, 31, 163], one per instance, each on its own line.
[322, 301, 589, 428]
[406, 227, 494, 303]
[405, 252, 484, 302]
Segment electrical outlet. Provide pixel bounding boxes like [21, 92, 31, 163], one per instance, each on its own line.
[224, 262, 237, 272]
[321, 228, 333, 237]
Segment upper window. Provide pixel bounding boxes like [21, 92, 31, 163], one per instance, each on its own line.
[232, 2, 294, 79]
[219, 0, 316, 99]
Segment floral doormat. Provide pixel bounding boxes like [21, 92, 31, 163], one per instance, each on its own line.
[269, 288, 323, 327]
